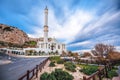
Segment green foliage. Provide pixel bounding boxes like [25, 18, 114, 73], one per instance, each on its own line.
[55, 50, 58, 55]
[40, 72, 49, 80]
[49, 56, 61, 62]
[79, 64, 98, 75]
[108, 69, 118, 78]
[49, 56, 65, 64]
[0, 41, 22, 48]
[24, 41, 37, 47]
[115, 63, 120, 66]
[52, 69, 74, 80]
[47, 74, 56, 80]
[49, 62, 55, 67]
[3, 27, 13, 31]
[57, 59, 64, 64]
[40, 69, 74, 80]
[64, 62, 76, 72]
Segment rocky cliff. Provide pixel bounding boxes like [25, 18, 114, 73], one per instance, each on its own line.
[0, 24, 29, 45]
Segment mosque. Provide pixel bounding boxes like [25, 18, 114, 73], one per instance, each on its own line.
[23, 7, 66, 54]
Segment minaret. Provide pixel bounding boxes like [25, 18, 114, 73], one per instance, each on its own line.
[44, 6, 48, 43]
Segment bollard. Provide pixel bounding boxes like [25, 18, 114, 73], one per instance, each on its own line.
[93, 76, 95, 80]
[33, 69, 35, 76]
[36, 65, 38, 78]
[83, 76, 86, 80]
[27, 70, 30, 80]
[98, 69, 102, 80]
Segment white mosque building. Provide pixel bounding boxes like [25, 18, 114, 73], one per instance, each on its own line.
[23, 7, 66, 54]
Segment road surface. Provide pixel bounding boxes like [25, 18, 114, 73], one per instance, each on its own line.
[118, 66, 120, 75]
[0, 57, 48, 80]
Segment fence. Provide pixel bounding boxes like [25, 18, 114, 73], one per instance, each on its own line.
[18, 58, 49, 80]
[83, 60, 120, 80]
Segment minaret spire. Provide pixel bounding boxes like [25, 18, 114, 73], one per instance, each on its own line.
[44, 6, 48, 26]
[44, 6, 48, 43]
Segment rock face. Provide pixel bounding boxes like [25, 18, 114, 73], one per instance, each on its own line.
[0, 24, 29, 45]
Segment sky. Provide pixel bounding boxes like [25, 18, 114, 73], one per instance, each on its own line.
[0, 0, 120, 51]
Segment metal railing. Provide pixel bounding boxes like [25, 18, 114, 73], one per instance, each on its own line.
[18, 58, 49, 80]
[83, 60, 120, 80]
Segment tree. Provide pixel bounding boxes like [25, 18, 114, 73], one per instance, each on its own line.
[23, 41, 37, 48]
[73, 52, 79, 58]
[68, 51, 73, 57]
[83, 52, 91, 57]
[55, 50, 58, 55]
[108, 51, 120, 60]
[92, 43, 115, 58]
[61, 51, 67, 57]
[29, 50, 33, 55]
[42, 51, 45, 55]
[39, 51, 41, 55]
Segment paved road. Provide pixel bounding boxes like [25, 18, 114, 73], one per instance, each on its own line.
[118, 66, 120, 75]
[0, 57, 48, 80]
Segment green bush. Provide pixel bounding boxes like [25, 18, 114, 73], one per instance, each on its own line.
[40, 72, 49, 80]
[40, 69, 73, 80]
[47, 74, 56, 80]
[79, 65, 98, 75]
[49, 56, 61, 62]
[49, 62, 55, 67]
[52, 69, 74, 80]
[57, 59, 64, 64]
[64, 62, 76, 72]
[108, 70, 118, 78]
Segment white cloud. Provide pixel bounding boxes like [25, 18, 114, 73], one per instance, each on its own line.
[27, 8, 93, 44]
[68, 41, 91, 47]
[27, 5, 120, 51]
[27, 26, 43, 38]
[69, 11, 120, 48]
[78, 11, 120, 38]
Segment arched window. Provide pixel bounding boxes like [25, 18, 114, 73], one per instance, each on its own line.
[58, 45, 60, 49]
[49, 44, 50, 49]
[41, 44, 43, 48]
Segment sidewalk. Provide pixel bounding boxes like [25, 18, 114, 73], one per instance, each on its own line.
[0, 59, 11, 65]
[112, 76, 120, 80]
[33, 60, 86, 80]
[33, 60, 51, 80]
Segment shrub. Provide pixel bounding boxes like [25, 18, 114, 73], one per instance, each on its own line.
[40, 69, 74, 80]
[49, 61, 55, 67]
[40, 72, 49, 80]
[49, 56, 61, 62]
[64, 62, 76, 72]
[79, 65, 98, 75]
[108, 70, 118, 78]
[47, 74, 56, 80]
[57, 59, 64, 64]
[52, 69, 74, 80]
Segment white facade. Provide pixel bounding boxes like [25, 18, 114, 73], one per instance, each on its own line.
[24, 7, 66, 54]
[37, 38, 66, 54]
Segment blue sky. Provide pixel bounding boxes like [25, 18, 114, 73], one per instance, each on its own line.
[0, 0, 120, 51]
